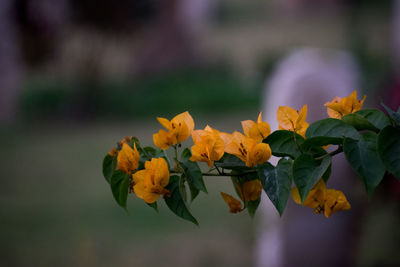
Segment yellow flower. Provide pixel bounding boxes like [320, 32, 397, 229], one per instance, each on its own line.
[117, 143, 140, 174]
[220, 192, 243, 213]
[190, 125, 225, 166]
[153, 111, 195, 149]
[324, 90, 366, 119]
[277, 105, 309, 138]
[324, 189, 351, 218]
[242, 179, 262, 202]
[291, 179, 351, 218]
[241, 112, 271, 142]
[225, 131, 272, 167]
[132, 157, 170, 204]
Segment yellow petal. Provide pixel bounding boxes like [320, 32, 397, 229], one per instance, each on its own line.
[291, 187, 302, 204]
[277, 106, 298, 131]
[172, 111, 195, 134]
[257, 112, 263, 123]
[248, 143, 271, 166]
[296, 105, 308, 127]
[149, 157, 170, 188]
[243, 179, 262, 202]
[153, 129, 173, 150]
[117, 143, 140, 174]
[157, 117, 172, 130]
[220, 192, 242, 213]
[174, 122, 190, 143]
[241, 120, 256, 138]
[132, 169, 147, 184]
[133, 182, 160, 203]
[324, 189, 351, 218]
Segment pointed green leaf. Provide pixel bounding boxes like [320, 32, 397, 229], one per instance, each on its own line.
[263, 130, 305, 158]
[110, 170, 130, 209]
[344, 132, 386, 196]
[164, 176, 199, 225]
[147, 202, 158, 212]
[179, 174, 188, 203]
[215, 153, 248, 170]
[304, 118, 360, 148]
[293, 154, 331, 202]
[378, 126, 400, 180]
[355, 109, 391, 130]
[103, 154, 117, 183]
[180, 149, 207, 194]
[342, 113, 379, 131]
[381, 102, 400, 126]
[247, 197, 261, 219]
[257, 159, 292, 216]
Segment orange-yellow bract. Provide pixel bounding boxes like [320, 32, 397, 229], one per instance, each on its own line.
[277, 105, 309, 138]
[241, 112, 271, 142]
[190, 125, 225, 166]
[117, 143, 140, 174]
[291, 179, 351, 218]
[132, 157, 170, 204]
[153, 111, 195, 150]
[220, 192, 242, 213]
[225, 131, 272, 167]
[324, 90, 366, 119]
[242, 179, 262, 202]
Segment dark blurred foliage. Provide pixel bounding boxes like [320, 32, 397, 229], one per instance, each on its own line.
[70, 0, 159, 30]
[20, 66, 261, 121]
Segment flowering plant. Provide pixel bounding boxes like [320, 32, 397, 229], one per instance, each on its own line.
[102, 91, 400, 225]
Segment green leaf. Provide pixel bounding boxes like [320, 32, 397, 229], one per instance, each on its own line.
[247, 197, 261, 219]
[293, 154, 331, 202]
[179, 174, 188, 203]
[215, 153, 248, 170]
[378, 126, 400, 180]
[257, 159, 292, 216]
[342, 113, 379, 131]
[164, 176, 199, 225]
[102, 154, 117, 183]
[263, 130, 304, 158]
[147, 202, 158, 212]
[181, 148, 192, 161]
[304, 118, 360, 148]
[110, 170, 131, 209]
[381, 102, 400, 126]
[355, 109, 391, 130]
[180, 149, 205, 201]
[180, 150, 207, 194]
[344, 132, 386, 196]
[184, 173, 199, 202]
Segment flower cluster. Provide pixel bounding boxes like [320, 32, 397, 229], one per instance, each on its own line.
[102, 90, 400, 225]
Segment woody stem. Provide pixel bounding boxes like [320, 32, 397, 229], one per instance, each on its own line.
[315, 146, 343, 161]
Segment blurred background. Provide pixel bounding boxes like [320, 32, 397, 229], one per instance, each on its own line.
[1, 0, 399, 266]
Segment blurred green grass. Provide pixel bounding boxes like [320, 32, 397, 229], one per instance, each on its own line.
[20, 67, 263, 120]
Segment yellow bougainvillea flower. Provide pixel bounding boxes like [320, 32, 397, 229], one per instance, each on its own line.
[190, 125, 225, 167]
[324, 90, 366, 119]
[225, 131, 272, 167]
[291, 179, 351, 218]
[117, 143, 140, 174]
[153, 111, 195, 150]
[277, 105, 309, 138]
[242, 179, 262, 202]
[241, 112, 271, 142]
[324, 189, 351, 218]
[132, 157, 170, 204]
[220, 192, 243, 213]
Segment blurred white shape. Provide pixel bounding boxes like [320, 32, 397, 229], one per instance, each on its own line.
[256, 48, 359, 267]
